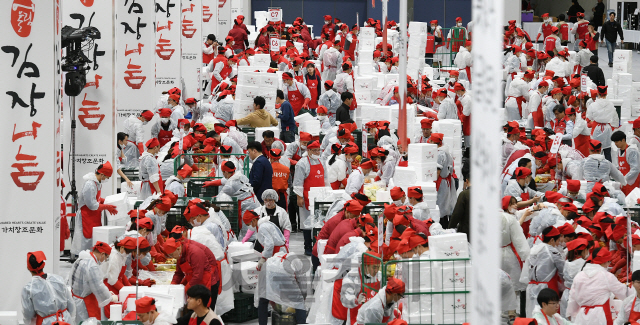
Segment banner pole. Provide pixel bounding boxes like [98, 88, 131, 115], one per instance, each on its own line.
[398, 0, 407, 152]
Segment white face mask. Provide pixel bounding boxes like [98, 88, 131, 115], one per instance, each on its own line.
[143, 321, 152, 325]
[142, 120, 149, 125]
[310, 154, 320, 160]
[191, 219, 202, 227]
[456, 22, 462, 27]
[431, 25, 436, 30]
[318, 116, 327, 121]
[545, 18, 552, 23]
[161, 117, 170, 124]
[325, 21, 330, 25]
[509, 207, 517, 214]
[393, 199, 403, 206]
[346, 157, 354, 163]
[300, 145, 307, 150]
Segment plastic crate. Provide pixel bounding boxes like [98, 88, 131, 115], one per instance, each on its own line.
[211, 197, 240, 234]
[187, 180, 219, 197]
[363, 202, 386, 223]
[240, 127, 256, 144]
[165, 212, 189, 234]
[272, 309, 296, 325]
[222, 292, 258, 323]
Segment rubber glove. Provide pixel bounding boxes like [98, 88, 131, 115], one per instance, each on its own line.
[203, 179, 223, 187]
[242, 229, 255, 243]
[256, 257, 266, 271]
[284, 229, 291, 247]
[99, 204, 118, 215]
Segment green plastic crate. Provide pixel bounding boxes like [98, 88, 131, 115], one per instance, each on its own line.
[240, 127, 256, 144]
[187, 180, 219, 197]
[222, 292, 258, 323]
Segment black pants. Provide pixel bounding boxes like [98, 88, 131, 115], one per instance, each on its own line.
[282, 130, 296, 143]
[277, 191, 288, 211]
[210, 282, 219, 309]
[303, 229, 312, 252]
[603, 147, 612, 162]
[289, 193, 299, 231]
[258, 298, 307, 325]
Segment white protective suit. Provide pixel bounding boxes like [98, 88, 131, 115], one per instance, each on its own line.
[501, 212, 530, 292]
[122, 115, 145, 168]
[436, 145, 458, 216]
[520, 242, 565, 317]
[501, 269, 518, 313]
[334, 72, 355, 94]
[67, 250, 113, 322]
[376, 154, 396, 186]
[327, 154, 349, 187]
[502, 138, 520, 168]
[219, 172, 260, 235]
[412, 202, 432, 221]
[221, 135, 245, 155]
[322, 48, 342, 81]
[170, 105, 185, 125]
[613, 293, 640, 325]
[214, 96, 235, 123]
[201, 217, 226, 248]
[532, 306, 572, 325]
[437, 97, 458, 120]
[164, 175, 185, 197]
[293, 156, 325, 229]
[504, 179, 544, 203]
[151, 118, 177, 139]
[575, 49, 592, 72]
[70, 173, 103, 255]
[285, 141, 307, 161]
[355, 286, 396, 325]
[319, 89, 342, 126]
[139, 151, 161, 200]
[345, 167, 367, 196]
[545, 57, 569, 77]
[567, 263, 632, 325]
[586, 97, 619, 149]
[560, 257, 586, 318]
[582, 154, 627, 192]
[454, 46, 473, 75]
[505, 78, 528, 121]
[22, 274, 76, 325]
[253, 205, 292, 233]
[619, 144, 640, 186]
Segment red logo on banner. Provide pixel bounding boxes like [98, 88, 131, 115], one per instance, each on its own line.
[78, 93, 105, 130]
[124, 59, 146, 89]
[80, 0, 94, 7]
[156, 35, 175, 60]
[182, 18, 197, 38]
[218, 0, 227, 8]
[202, 6, 213, 22]
[11, 0, 35, 38]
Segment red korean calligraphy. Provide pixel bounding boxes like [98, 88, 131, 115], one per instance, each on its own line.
[124, 59, 146, 89]
[156, 35, 175, 60]
[202, 6, 213, 22]
[181, 3, 197, 38]
[11, 122, 44, 191]
[78, 93, 105, 130]
[218, 0, 227, 8]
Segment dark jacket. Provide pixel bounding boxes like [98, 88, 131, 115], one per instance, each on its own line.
[249, 155, 273, 203]
[448, 188, 470, 239]
[601, 19, 624, 43]
[279, 100, 296, 132]
[593, 2, 605, 25]
[583, 63, 606, 86]
[335, 103, 352, 124]
[567, 4, 585, 23]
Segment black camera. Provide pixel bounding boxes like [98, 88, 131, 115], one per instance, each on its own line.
[61, 26, 100, 96]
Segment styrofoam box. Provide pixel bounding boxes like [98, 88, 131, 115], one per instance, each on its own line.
[235, 85, 259, 101]
[385, 74, 399, 84]
[429, 233, 469, 259]
[252, 54, 271, 67]
[355, 90, 372, 103]
[93, 226, 125, 247]
[260, 74, 279, 88]
[409, 21, 428, 34]
[442, 137, 456, 150]
[633, 251, 640, 272]
[317, 239, 328, 257]
[255, 127, 280, 142]
[355, 77, 375, 91]
[258, 87, 277, 103]
[320, 253, 337, 266]
[238, 72, 260, 86]
[359, 27, 376, 39]
[121, 181, 142, 199]
[618, 73, 633, 85]
[0, 311, 19, 325]
[233, 261, 259, 284]
[408, 143, 438, 163]
[358, 62, 374, 76]
[633, 106, 640, 117]
[408, 162, 438, 182]
[441, 293, 469, 314]
[233, 100, 254, 119]
[376, 190, 392, 202]
[434, 260, 471, 291]
[613, 61, 630, 74]
[300, 120, 321, 135]
[359, 38, 375, 50]
[614, 49, 632, 63]
[417, 181, 437, 194]
[393, 166, 418, 185]
[429, 207, 440, 220]
[104, 192, 130, 224]
[227, 241, 254, 255]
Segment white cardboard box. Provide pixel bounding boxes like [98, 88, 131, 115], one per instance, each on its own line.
[121, 181, 141, 199]
[429, 233, 469, 259]
[614, 49, 632, 63]
[93, 226, 126, 247]
[409, 162, 438, 182]
[408, 143, 438, 163]
[254, 127, 280, 142]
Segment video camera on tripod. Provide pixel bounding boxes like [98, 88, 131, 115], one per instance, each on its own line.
[61, 25, 100, 96]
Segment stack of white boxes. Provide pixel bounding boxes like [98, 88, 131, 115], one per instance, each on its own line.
[354, 76, 375, 105]
[407, 22, 428, 81]
[616, 72, 633, 120]
[613, 49, 632, 75]
[405, 142, 440, 217]
[234, 69, 259, 119]
[104, 192, 131, 226]
[358, 27, 377, 74]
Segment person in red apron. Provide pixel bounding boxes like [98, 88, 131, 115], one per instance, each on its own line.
[69, 242, 118, 321]
[567, 247, 631, 324]
[202, 34, 217, 65]
[612, 131, 640, 195]
[152, 108, 176, 147]
[70, 162, 118, 255]
[135, 296, 178, 325]
[533, 288, 573, 324]
[500, 196, 529, 295]
[454, 82, 471, 145]
[529, 81, 550, 128]
[293, 140, 325, 255]
[334, 250, 382, 325]
[355, 277, 405, 325]
[544, 27, 561, 55]
[565, 107, 590, 157]
[536, 13, 555, 42]
[614, 270, 640, 323]
[344, 159, 375, 196]
[629, 117, 640, 148]
[209, 49, 229, 93]
[305, 62, 321, 114]
[523, 226, 564, 317]
[22, 251, 75, 325]
[165, 237, 216, 293]
[139, 138, 164, 200]
[282, 72, 311, 116]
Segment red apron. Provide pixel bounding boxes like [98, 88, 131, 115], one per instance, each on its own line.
[574, 134, 590, 157]
[287, 83, 305, 116]
[237, 193, 257, 221]
[559, 24, 569, 41]
[541, 24, 554, 40]
[142, 164, 165, 196]
[464, 66, 472, 83]
[331, 279, 348, 320]
[35, 309, 68, 325]
[503, 242, 524, 268]
[582, 299, 613, 325]
[520, 193, 531, 237]
[619, 147, 640, 195]
[303, 157, 325, 209]
[72, 253, 102, 318]
[529, 272, 561, 295]
[576, 23, 589, 40]
[507, 96, 526, 117]
[294, 71, 304, 83]
[203, 43, 214, 64]
[425, 35, 435, 54]
[306, 75, 319, 109]
[461, 109, 471, 136]
[158, 129, 173, 147]
[80, 182, 102, 238]
[532, 96, 545, 127]
[544, 36, 556, 52]
[629, 296, 640, 324]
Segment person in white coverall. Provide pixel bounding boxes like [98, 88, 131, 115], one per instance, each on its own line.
[139, 138, 163, 200]
[504, 167, 544, 209]
[503, 121, 522, 167]
[520, 226, 565, 317]
[501, 196, 530, 294]
[435, 89, 458, 120]
[165, 164, 193, 198]
[319, 80, 342, 126]
[293, 140, 325, 255]
[183, 201, 226, 248]
[560, 238, 588, 318]
[167, 94, 185, 125]
[243, 189, 292, 245]
[355, 278, 405, 325]
[344, 159, 375, 196]
[430, 133, 457, 225]
[70, 162, 118, 256]
[532, 288, 573, 325]
[454, 41, 473, 82]
[122, 110, 154, 168]
[135, 296, 177, 325]
[613, 270, 640, 325]
[68, 242, 118, 322]
[582, 139, 626, 193]
[586, 86, 619, 162]
[567, 247, 632, 324]
[22, 251, 75, 325]
[322, 42, 343, 82]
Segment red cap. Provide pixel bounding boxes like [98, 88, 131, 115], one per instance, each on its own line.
[136, 296, 157, 314]
[589, 247, 612, 264]
[633, 117, 640, 129]
[184, 203, 209, 221]
[243, 210, 260, 225]
[429, 133, 444, 145]
[282, 73, 293, 80]
[26, 251, 46, 273]
[390, 187, 404, 200]
[545, 191, 564, 203]
[307, 140, 320, 149]
[576, 216, 593, 228]
[136, 217, 154, 230]
[163, 238, 181, 254]
[449, 70, 459, 77]
[550, 88, 562, 96]
[169, 94, 180, 103]
[566, 179, 581, 192]
[317, 105, 328, 114]
[538, 80, 549, 88]
[543, 226, 561, 238]
[158, 108, 172, 118]
[407, 186, 423, 199]
[269, 148, 283, 158]
[589, 139, 602, 151]
[299, 132, 313, 142]
[146, 138, 160, 149]
[360, 159, 375, 170]
[155, 196, 173, 212]
[344, 200, 364, 214]
[633, 235, 640, 246]
[557, 223, 575, 235]
[93, 241, 112, 255]
[97, 161, 113, 177]
[597, 85, 608, 95]
[141, 110, 154, 121]
[221, 161, 236, 172]
[177, 164, 194, 179]
[386, 278, 406, 294]
[566, 238, 588, 251]
[514, 167, 532, 179]
[358, 214, 375, 227]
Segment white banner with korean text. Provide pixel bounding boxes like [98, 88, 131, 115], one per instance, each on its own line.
[1, 0, 59, 313]
[156, 0, 182, 102]
[181, 0, 202, 99]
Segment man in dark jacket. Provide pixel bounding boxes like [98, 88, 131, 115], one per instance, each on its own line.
[591, 0, 605, 28]
[276, 90, 296, 143]
[335, 91, 354, 124]
[582, 55, 606, 87]
[600, 12, 624, 67]
[247, 141, 273, 204]
[448, 168, 470, 237]
[567, 0, 584, 23]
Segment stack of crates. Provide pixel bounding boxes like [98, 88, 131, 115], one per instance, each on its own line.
[211, 197, 240, 234]
[186, 180, 219, 197]
[221, 292, 258, 323]
[240, 127, 256, 144]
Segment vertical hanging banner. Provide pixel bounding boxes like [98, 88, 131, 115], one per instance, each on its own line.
[116, 0, 156, 127]
[1, 0, 58, 312]
[181, 0, 202, 98]
[156, 0, 181, 101]
[55, 0, 64, 266]
[218, 0, 232, 39]
[202, 0, 218, 40]
[230, 0, 243, 22]
[63, 0, 115, 196]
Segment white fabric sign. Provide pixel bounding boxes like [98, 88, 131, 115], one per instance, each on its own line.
[470, 0, 503, 323]
[63, 0, 116, 196]
[116, 0, 156, 128]
[201, 0, 218, 43]
[230, 0, 243, 21]
[1, 0, 59, 312]
[181, 0, 202, 98]
[550, 133, 563, 153]
[268, 8, 282, 22]
[155, 0, 182, 100]
[218, 0, 232, 41]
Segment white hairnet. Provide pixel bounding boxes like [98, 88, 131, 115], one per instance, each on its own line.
[529, 208, 564, 237]
[271, 141, 285, 151]
[261, 189, 279, 201]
